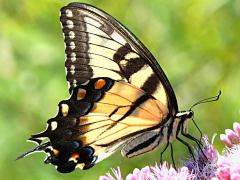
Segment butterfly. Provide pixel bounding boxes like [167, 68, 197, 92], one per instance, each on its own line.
[17, 2, 221, 173]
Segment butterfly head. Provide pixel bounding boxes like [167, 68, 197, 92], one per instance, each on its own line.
[174, 110, 194, 135]
[176, 110, 194, 121]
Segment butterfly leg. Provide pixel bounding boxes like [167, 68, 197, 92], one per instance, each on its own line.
[192, 119, 203, 146]
[182, 132, 207, 160]
[180, 119, 207, 160]
[176, 136, 196, 162]
[170, 143, 176, 169]
[160, 141, 169, 163]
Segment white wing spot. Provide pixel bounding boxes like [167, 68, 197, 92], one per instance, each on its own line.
[61, 104, 69, 117]
[119, 60, 128, 66]
[70, 65, 75, 75]
[71, 52, 76, 62]
[73, 79, 77, 87]
[65, 9, 73, 17]
[70, 41, 75, 50]
[125, 52, 139, 60]
[66, 20, 74, 29]
[69, 31, 75, 39]
[50, 121, 58, 131]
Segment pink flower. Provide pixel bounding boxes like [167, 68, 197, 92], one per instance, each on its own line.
[214, 121, 240, 179]
[126, 166, 153, 180]
[220, 122, 240, 147]
[150, 162, 193, 180]
[184, 135, 218, 179]
[233, 122, 240, 136]
[215, 156, 231, 180]
[100, 162, 193, 180]
[99, 167, 123, 180]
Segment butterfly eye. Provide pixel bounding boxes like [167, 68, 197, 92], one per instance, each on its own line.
[186, 110, 194, 119]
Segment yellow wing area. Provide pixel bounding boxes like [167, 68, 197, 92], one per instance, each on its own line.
[75, 81, 169, 157]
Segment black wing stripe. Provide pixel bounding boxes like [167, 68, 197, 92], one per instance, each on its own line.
[141, 74, 160, 95]
[112, 43, 132, 63]
[124, 134, 159, 157]
[122, 58, 146, 79]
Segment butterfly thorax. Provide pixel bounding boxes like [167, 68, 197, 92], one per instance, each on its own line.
[161, 110, 194, 143]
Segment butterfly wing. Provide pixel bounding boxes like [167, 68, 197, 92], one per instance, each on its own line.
[60, 3, 178, 115]
[28, 77, 169, 172]
[71, 79, 168, 163]
[18, 3, 179, 173]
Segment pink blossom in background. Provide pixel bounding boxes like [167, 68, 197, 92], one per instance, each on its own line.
[220, 122, 240, 147]
[99, 167, 123, 180]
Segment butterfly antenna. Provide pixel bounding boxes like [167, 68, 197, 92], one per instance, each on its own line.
[190, 90, 221, 110]
[192, 118, 203, 142]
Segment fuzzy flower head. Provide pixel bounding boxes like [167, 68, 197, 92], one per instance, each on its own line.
[149, 162, 193, 180]
[216, 142, 240, 179]
[99, 167, 123, 180]
[184, 135, 219, 179]
[100, 162, 193, 180]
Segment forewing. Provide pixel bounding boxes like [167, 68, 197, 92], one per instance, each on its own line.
[60, 3, 178, 114]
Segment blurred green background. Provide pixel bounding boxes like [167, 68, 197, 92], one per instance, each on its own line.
[0, 0, 239, 179]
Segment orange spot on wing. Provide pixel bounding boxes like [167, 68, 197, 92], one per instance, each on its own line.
[70, 153, 80, 159]
[77, 88, 86, 100]
[94, 79, 106, 89]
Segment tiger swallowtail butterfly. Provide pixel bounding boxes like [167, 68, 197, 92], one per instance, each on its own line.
[17, 2, 219, 173]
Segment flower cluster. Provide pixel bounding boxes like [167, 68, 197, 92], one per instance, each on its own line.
[100, 122, 240, 180]
[99, 163, 194, 180]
